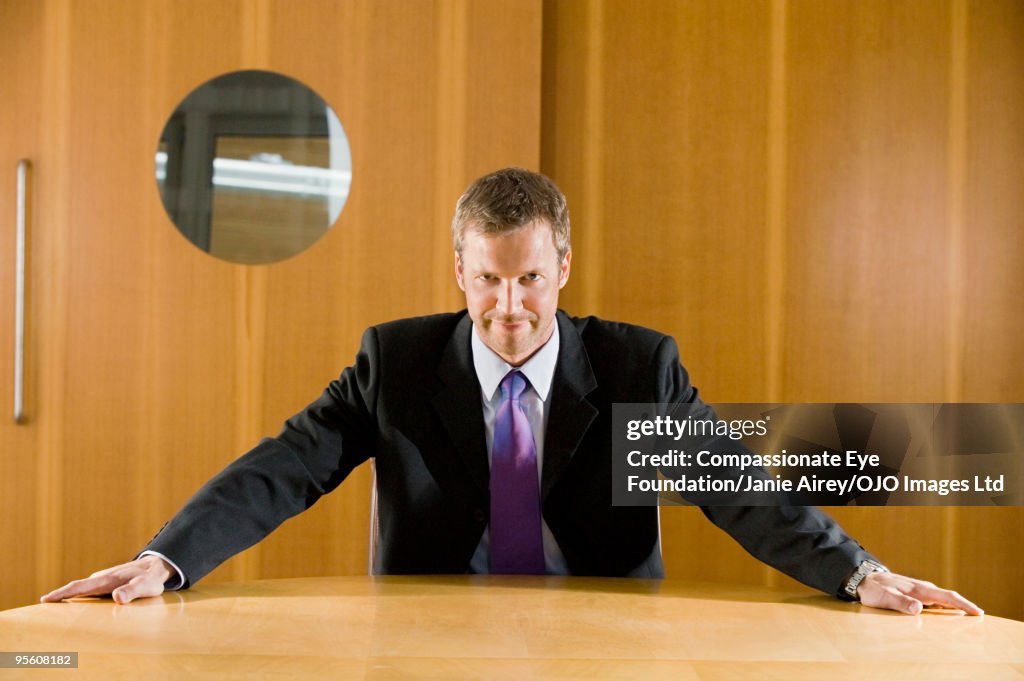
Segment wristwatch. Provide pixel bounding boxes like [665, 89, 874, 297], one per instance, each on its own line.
[843, 559, 889, 600]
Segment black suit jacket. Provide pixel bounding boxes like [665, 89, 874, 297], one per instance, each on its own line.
[146, 310, 874, 594]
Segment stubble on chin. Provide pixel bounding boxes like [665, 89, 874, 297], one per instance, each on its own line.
[476, 320, 532, 363]
[494, 320, 555, 365]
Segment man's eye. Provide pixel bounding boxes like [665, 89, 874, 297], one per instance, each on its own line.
[522, 273, 541, 282]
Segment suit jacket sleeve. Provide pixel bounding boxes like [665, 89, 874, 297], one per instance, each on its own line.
[141, 327, 383, 587]
[652, 335, 878, 598]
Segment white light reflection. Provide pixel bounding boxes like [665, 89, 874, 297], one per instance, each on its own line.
[154, 151, 351, 202]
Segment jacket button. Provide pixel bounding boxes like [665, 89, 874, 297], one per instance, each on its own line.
[472, 509, 486, 523]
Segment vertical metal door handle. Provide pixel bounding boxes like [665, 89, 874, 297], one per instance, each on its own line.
[13, 159, 28, 423]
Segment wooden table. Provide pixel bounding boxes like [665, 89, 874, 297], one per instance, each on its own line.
[1, 576, 1021, 679]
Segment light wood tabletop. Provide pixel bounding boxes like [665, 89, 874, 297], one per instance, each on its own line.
[0, 576, 1021, 680]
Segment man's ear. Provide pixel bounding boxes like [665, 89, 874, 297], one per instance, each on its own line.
[558, 250, 572, 289]
[455, 251, 466, 291]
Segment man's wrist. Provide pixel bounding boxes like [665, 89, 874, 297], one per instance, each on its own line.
[842, 559, 888, 600]
[137, 550, 186, 590]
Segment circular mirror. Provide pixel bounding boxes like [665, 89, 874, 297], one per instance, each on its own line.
[155, 70, 352, 264]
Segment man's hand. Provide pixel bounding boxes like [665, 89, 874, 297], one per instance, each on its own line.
[857, 571, 983, 615]
[40, 555, 173, 605]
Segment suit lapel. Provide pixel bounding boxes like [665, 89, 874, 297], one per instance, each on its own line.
[542, 311, 598, 501]
[431, 314, 490, 496]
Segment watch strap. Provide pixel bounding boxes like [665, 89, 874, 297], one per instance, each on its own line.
[843, 559, 889, 600]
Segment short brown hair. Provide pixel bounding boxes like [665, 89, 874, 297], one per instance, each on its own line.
[451, 167, 571, 261]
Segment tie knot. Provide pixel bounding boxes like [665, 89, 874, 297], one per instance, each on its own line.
[499, 370, 528, 401]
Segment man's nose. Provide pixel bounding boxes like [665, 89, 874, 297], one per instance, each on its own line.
[496, 281, 524, 315]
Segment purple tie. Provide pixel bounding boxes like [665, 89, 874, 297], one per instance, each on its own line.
[489, 371, 545, 574]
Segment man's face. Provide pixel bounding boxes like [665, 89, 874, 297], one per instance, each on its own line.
[456, 220, 571, 366]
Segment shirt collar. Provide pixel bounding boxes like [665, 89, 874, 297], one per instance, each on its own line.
[471, 321, 559, 403]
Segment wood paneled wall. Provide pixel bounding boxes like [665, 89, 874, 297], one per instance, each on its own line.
[0, 0, 44, 618]
[1, 0, 1021, 621]
[544, 0, 1023, 620]
[0, 0, 541, 609]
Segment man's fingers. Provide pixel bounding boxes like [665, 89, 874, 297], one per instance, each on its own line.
[857, 574, 923, 615]
[873, 586, 923, 615]
[111, 576, 138, 605]
[40, 575, 119, 603]
[891, 590, 924, 615]
[912, 584, 984, 615]
[857, 571, 984, 616]
[112, 574, 164, 605]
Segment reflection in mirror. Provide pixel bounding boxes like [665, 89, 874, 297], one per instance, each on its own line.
[155, 70, 352, 264]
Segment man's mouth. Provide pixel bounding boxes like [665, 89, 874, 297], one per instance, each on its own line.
[487, 314, 534, 328]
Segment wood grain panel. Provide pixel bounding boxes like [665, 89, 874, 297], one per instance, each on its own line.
[55, 0, 159, 585]
[781, 0, 963, 605]
[956, 0, 1024, 622]
[962, 0, 1024, 402]
[141, 0, 249, 588]
[784, 0, 951, 403]
[31, 0, 74, 601]
[21, 0, 250, 594]
[0, 0, 43, 611]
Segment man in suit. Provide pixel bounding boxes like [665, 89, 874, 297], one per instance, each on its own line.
[43, 168, 981, 616]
